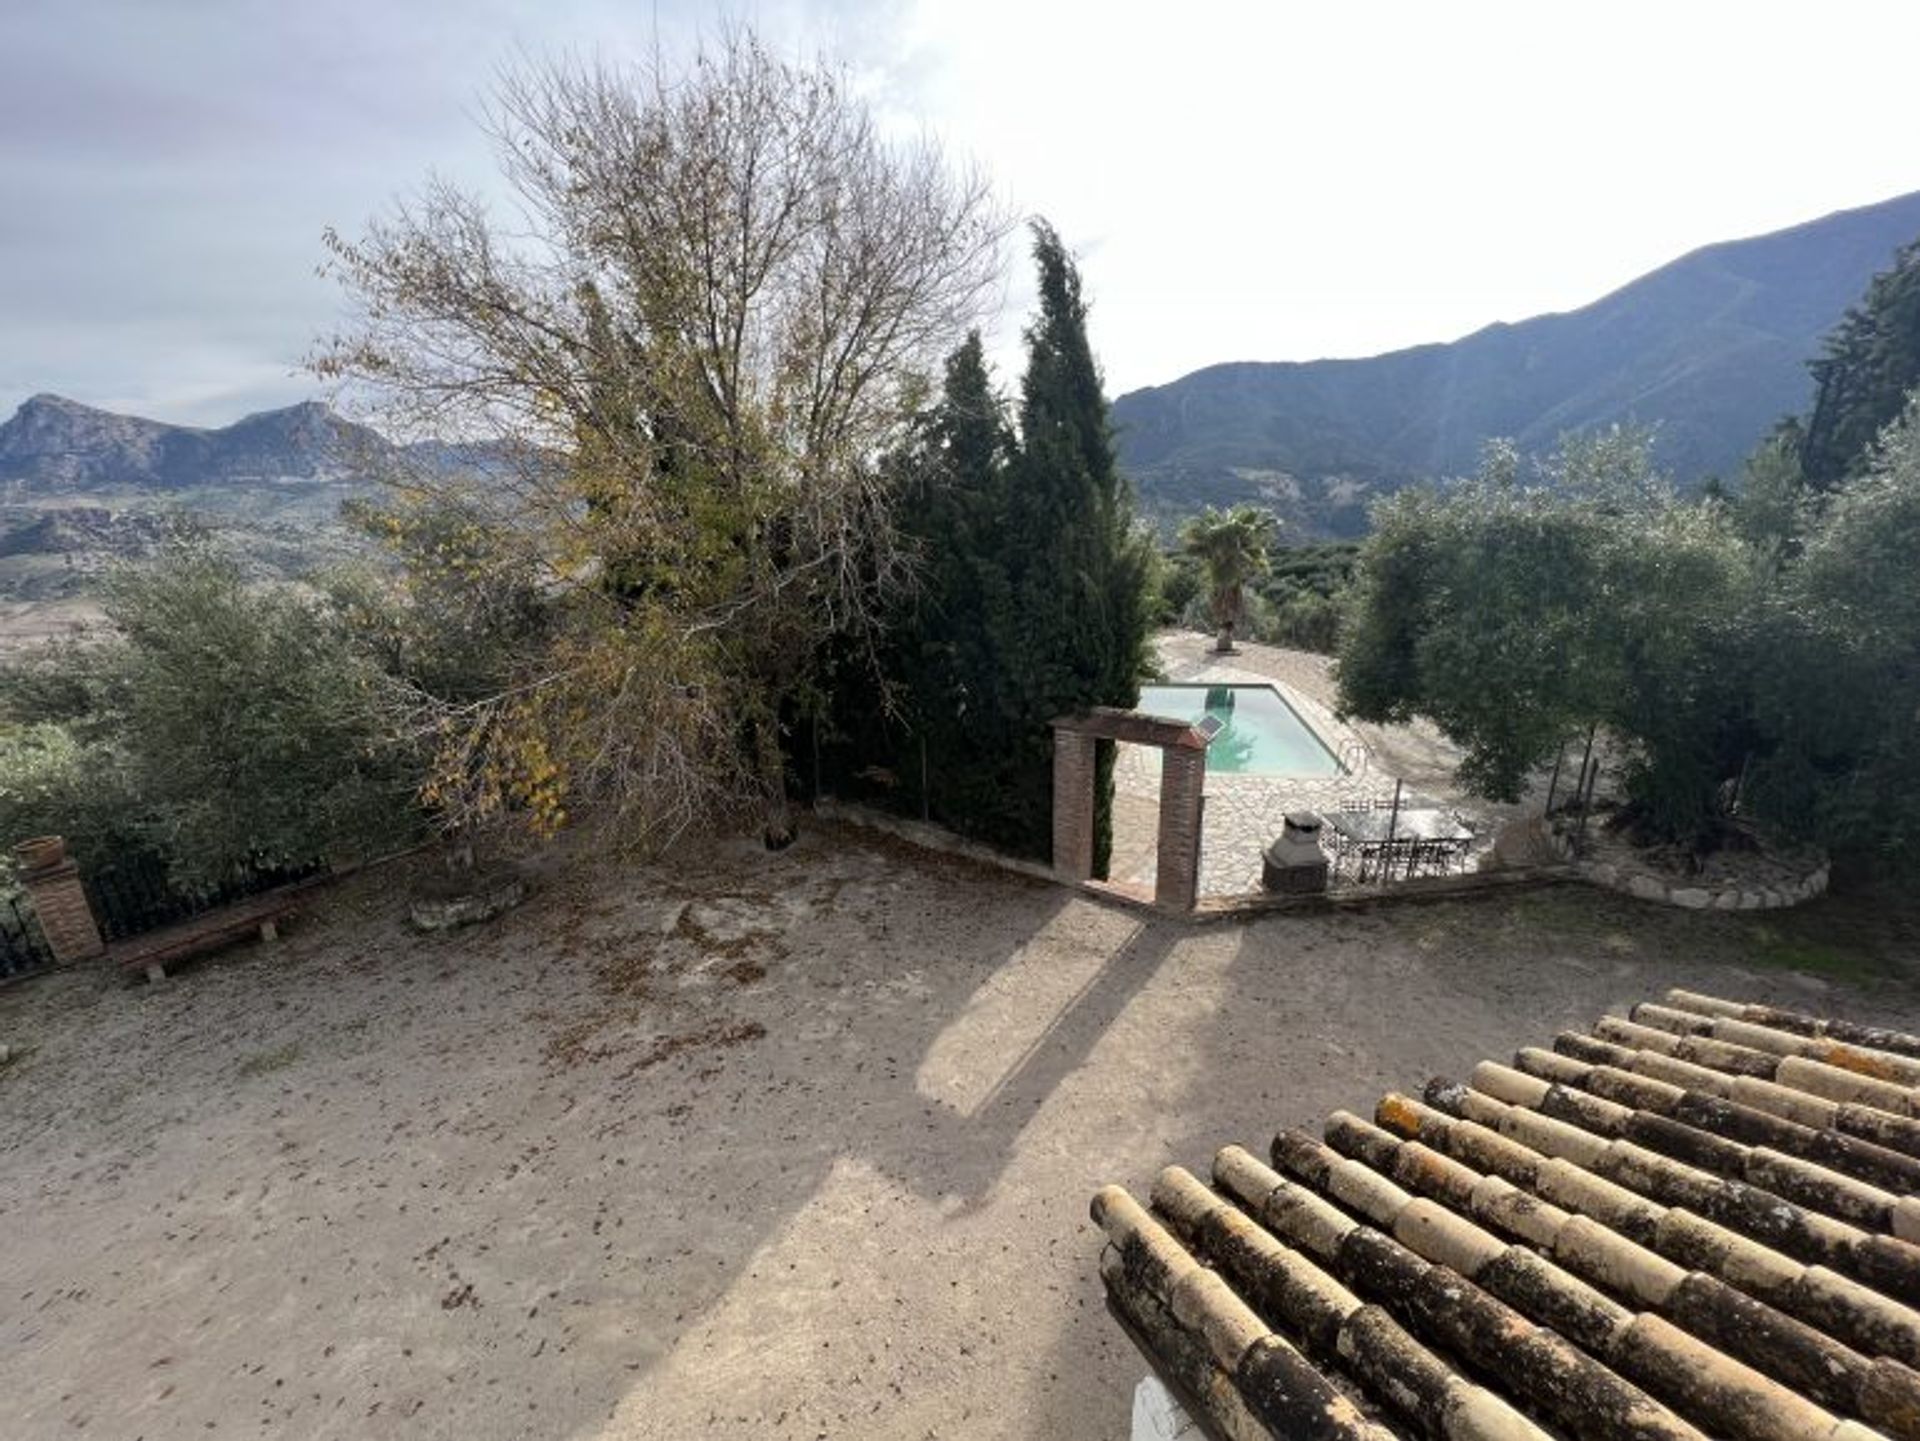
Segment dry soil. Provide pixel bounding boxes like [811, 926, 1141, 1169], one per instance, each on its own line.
[4, 827, 1919, 1440]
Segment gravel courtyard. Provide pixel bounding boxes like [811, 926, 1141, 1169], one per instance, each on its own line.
[5, 828, 1920, 1440]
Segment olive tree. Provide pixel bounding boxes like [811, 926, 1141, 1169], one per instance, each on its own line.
[316, 31, 1008, 848]
[0, 544, 419, 882]
[1338, 430, 1760, 846]
[1750, 395, 1920, 864]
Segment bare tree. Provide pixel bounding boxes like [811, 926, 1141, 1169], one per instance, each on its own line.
[316, 30, 1009, 849]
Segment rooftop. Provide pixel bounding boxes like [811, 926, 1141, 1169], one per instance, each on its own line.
[1094, 989, 1920, 1441]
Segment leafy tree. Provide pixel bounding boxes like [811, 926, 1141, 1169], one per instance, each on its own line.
[330, 495, 548, 708]
[1179, 505, 1279, 652]
[1726, 431, 1811, 570]
[1339, 430, 1760, 845]
[1801, 236, 1920, 488]
[0, 722, 143, 879]
[1260, 590, 1344, 655]
[1339, 442, 1617, 802]
[1342, 394, 1920, 870]
[316, 32, 1008, 850]
[0, 545, 418, 882]
[1592, 504, 1756, 847]
[1155, 550, 1203, 626]
[1751, 395, 1920, 864]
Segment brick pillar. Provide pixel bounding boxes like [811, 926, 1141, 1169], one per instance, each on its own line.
[1051, 728, 1097, 882]
[16, 842, 105, 963]
[1155, 748, 1207, 911]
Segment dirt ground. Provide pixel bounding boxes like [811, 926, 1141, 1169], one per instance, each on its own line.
[6, 827, 1920, 1441]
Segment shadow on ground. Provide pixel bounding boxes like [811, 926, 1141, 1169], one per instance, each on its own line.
[6, 829, 1920, 1440]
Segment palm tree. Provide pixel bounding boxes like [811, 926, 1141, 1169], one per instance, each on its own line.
[1179, 506, 1279, 653]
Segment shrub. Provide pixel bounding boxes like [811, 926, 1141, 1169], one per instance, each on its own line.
[0, 723, 144, 881]
[0, 544, 423, 883]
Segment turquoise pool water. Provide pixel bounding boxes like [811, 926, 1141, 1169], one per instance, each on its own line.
[1136, 684, 1343, 776]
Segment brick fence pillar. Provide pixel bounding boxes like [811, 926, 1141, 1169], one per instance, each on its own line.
[16, 840, 105, 964]
[1051, 729, 1097, 882]
[1155, 748, 1208, 912]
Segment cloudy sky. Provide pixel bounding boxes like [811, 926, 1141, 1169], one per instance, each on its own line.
[4, 0, 1919, 427]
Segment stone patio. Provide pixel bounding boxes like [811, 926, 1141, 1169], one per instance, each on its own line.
[1111, 634, 1516, 899]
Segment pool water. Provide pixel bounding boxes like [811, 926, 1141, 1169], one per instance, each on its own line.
[1136, 684, 1343, 776]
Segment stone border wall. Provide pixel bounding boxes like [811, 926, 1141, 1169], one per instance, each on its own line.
[1545, 828, 1829, 911]
[814, 798, 1571, 921]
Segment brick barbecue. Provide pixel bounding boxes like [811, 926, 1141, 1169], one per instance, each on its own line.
[1092, 990, 1920, 1441]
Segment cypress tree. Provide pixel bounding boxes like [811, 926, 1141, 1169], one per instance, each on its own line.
[892, 332, 1021, 829]
[1802, 236, 1920, 488]
[999, 220, 1153, 871]
[844, 225, 1151, 869]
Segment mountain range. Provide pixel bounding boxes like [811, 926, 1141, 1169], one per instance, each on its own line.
[1111, 189, 1920, 535]
[0, 392, 389, 493]
[4, 187, 1918, 566]
[0, 395, 399, 613]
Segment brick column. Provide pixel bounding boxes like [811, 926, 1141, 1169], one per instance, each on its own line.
[1155, 748, 1208, 912]
[16, 842, 105, 963]
[1052, 728, 1097, 882]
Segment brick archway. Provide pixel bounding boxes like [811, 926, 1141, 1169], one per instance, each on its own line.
[1050, 708, 1209, 911]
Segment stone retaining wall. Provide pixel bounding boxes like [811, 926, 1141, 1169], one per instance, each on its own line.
[1546, 828, 1829, 911]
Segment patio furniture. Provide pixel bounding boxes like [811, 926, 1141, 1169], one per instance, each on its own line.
[1321, 807, 1474, 882]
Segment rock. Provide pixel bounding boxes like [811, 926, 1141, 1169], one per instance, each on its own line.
[0, 1043, 11, 1065]
[683, 898, 782, 946]
[1490, 816, 1559, 868]
[632, 899, 689, 936]
[409, 874, 526, 932]
[1670, 888, 1712, 910]
[1627, 874, 1668, 902]
[1712, 891, 1741, 910]
[1736, 891, 1765, 911]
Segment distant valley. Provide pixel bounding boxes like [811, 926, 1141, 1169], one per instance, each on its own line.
[1112, 189, 1920, 535]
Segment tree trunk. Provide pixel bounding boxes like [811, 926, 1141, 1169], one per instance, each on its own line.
[754, 710, 796, 850]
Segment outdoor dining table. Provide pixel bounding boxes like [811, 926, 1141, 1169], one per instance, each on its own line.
[1321, 807, 1475, 881]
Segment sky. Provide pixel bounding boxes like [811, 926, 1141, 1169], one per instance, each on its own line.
[4, 0, 1920, 427]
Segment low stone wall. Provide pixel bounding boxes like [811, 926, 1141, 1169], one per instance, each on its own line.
[1545, 826, 1829, 911]
[816, 796, 1571, 921]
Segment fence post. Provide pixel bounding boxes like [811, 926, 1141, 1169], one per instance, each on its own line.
[14, 837, 105, 964]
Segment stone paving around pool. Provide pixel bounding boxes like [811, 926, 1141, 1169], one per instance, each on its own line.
[1111, 635, 1505, 899]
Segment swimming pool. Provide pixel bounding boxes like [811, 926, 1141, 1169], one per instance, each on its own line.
[1135, 683, 1343, 776]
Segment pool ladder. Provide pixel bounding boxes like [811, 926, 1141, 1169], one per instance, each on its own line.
[1335, 738, 1392, 809]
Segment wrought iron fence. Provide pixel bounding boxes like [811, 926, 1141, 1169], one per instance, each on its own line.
[0, 891, 52, 980]
[81, 851, 322, 944]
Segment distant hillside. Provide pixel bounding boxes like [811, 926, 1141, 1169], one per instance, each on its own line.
[0, 393, 391, 493]
[1113, 190, 1920, 536]
[0, 394, 404, 614]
